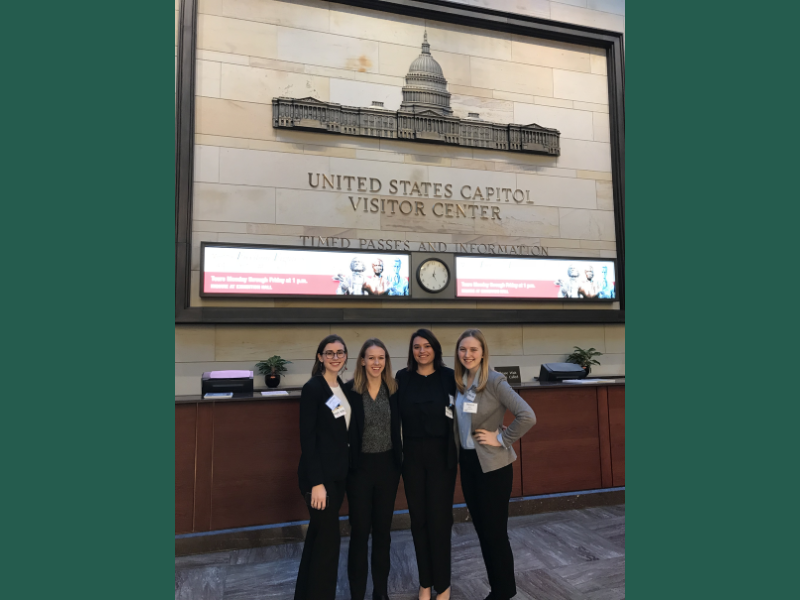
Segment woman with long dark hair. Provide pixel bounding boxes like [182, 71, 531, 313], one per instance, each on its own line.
[453, 329, 536, 600]
[295, 334, 351, 600]
[343, 338, 402, 600]
[395, 329, 457, 600]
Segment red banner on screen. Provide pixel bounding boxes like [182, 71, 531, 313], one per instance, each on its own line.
[204, 272, 340, 295]
[457, 279, 562, 298]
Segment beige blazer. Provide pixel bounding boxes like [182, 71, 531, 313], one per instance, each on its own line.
[454, 369, 537, 473]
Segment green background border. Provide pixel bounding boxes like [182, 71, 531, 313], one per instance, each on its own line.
[5, 1, 174, 597]
[628, 1, 797, 598]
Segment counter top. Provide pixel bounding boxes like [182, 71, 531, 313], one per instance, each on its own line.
[176, 377, 624, 404]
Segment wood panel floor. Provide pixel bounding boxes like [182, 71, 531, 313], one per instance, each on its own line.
[175, 504, 625, 600]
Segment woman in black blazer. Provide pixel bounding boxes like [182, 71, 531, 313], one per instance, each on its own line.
[395, 329, 457, 600]
[343, 338, 403, 600]
[295, 334, 352, 600]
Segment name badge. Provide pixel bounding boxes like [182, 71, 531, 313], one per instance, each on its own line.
[445, 406, 454, 419]
[325, 396, 340, 410]
[462, 402, 478, 414]
[332, 406, 346, 419]
[449, 394, 454, 404]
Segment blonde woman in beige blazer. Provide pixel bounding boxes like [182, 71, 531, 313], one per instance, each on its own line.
[453, 329, 536, 600]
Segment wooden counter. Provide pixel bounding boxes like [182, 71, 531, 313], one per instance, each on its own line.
[175, 379, 625, 535]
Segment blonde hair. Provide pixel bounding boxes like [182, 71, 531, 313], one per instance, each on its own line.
[353, 338, 398, 396]
[454, 329, 490, 393]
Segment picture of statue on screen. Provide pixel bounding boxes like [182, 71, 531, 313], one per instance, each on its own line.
[556, 264, 615, 299]
[364, 259, 392, 295]
[576, 265, 617, 299]
[335, 257, 406, 296]
[555, 265, 582, 299]
[597, 266, 615, 299]
[577, 266, 602, 299]
[387, 259, 410, 296]
[334, 257, 368, 295]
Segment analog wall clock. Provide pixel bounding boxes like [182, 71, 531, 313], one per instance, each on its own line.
[417, 258, 450, 293]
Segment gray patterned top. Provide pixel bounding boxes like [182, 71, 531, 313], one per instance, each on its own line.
[361, 385, 393, 453]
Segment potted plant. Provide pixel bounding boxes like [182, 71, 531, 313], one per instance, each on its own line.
[566, 346, 603, 376]
[256, 356, 293, 388]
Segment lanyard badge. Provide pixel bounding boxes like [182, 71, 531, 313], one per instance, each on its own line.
[462, 387, 478, 414]
[326, 395, 345, 418]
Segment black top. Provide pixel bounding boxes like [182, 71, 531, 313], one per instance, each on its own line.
[361, 385, 393, 453]
[297, 375, 350, 492]
[344, 380, 403, 471]
[396, 367, 456, 439]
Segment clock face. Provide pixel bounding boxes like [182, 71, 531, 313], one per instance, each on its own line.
[417, 259, 450, 293]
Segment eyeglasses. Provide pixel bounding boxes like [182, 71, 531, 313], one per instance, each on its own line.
[323, 350, 347, 359]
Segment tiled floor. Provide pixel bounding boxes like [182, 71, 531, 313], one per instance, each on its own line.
[176, 505, 625, 600]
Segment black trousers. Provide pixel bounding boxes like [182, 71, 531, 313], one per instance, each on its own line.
[403, 437, 457, 593]
[459, 449, 516, 600]
[347, 451, 401, 600]
[294, 479, 347, 600]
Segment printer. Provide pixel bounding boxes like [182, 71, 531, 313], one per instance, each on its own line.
[538, 362, 588, 382]
[201, 370, 254, 395]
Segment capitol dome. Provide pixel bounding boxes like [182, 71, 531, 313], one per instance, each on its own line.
[408, 46, 445, 78]
[400, 32, 452, 116]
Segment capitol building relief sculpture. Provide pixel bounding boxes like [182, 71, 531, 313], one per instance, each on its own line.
[272, 33, 561, 156]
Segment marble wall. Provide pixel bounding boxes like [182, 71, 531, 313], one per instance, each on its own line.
[177, 322, 625, 392]
[175, 0, 626, 394]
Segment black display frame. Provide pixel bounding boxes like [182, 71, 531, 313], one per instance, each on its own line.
[453, 254, 618, 303]
[200, 242, 413, 300]
[176, 0, 625, 324]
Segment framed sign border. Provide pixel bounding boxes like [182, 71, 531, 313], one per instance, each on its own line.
[175, 0, 625, 324]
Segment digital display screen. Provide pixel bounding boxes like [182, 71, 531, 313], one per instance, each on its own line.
[202, 245, 411, 297]
[456, 256, 616, 300]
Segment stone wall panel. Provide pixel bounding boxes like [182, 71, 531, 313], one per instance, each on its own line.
[177, 1, 626, 391]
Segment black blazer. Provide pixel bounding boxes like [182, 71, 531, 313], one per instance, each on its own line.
[297, 375, 350, 493]
[395, 366, 458, 469]
[344, 379, 403, 471]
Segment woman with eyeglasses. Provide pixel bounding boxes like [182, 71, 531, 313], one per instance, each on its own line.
[295, 335, 352, 600]
[395, 329, 457, 600]
[342, 339, 402, 600]
[453, 329, 536, 600]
